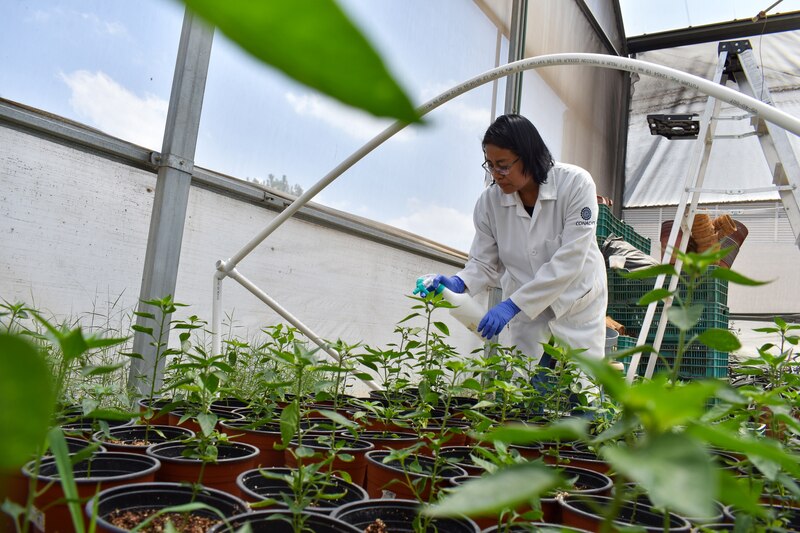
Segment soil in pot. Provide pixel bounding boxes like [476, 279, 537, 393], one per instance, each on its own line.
[91, 424, 194, 454]
[237, 467, 368, 514]
[209, 509, 362, 532]
[559, 494, 692, 532]
[23, 451, 160, 533]
[364, 450, 467, 501]
[87, 481, 248, 533]
[539, 465, 614, 524]
[284, 435, 374, 486]
[146, 441, 258, 494]
[332, 498, 480, 533]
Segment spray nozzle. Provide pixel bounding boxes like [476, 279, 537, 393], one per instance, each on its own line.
[414, 274, 445, 297]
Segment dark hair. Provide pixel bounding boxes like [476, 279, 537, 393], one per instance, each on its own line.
[482, 114, 554, 184]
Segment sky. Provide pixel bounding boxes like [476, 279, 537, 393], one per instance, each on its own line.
[2, 0, 799, 253]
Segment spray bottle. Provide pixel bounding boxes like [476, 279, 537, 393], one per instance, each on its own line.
[416, 275, 486, 339]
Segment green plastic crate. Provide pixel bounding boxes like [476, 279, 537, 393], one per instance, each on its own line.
[606, 301, 729, 342]
[618, 343, 729, 379]
[607, 267, 729, 306]
[596, 205, 651, 255]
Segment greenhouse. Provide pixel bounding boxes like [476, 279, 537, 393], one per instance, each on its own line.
[2, 1, 800, 532]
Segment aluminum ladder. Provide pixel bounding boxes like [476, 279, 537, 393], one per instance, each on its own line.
[626, 39, 800, 382]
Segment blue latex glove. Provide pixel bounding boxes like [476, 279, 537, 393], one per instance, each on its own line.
[477, 299, 521, 339]
[413, 274, 465, 297]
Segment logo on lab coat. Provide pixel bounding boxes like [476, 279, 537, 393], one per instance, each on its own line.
[576, 206, 595, 226]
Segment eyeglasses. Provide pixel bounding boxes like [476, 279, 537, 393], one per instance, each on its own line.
[482, 157, 519, 176]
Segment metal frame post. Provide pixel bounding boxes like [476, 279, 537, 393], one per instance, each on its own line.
[128, 8, 214, 394]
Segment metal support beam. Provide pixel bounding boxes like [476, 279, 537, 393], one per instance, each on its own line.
[503, 0, 528, 115]
[128, 8, 214, 394]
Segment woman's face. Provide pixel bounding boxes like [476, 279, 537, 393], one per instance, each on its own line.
[483, 144, 534, 196]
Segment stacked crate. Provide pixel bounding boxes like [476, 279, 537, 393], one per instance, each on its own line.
[597, 207, 730, 379]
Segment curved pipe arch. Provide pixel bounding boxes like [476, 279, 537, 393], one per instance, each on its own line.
[212, 52, 800, 365]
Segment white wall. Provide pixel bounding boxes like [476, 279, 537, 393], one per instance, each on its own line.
[0, 125, 485, 395]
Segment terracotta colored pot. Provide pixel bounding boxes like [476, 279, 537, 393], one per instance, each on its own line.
[364, 450, 466, 500]
[136, 397, 183, 426]
[146, 441, 258, 494]
[22, 452, 160, 533]
[219, 419, 285, 468]
[236, 467, 367, 513]
[87, 481, 248, 533]
[539, 465, 613, 524]
[332, 498, 480, 533]
[284, 435, 374, 487]
[559, 494, 691, 532]
[91, 425, 193, 454]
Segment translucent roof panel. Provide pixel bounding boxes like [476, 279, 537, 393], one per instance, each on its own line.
[620, 0, 800, 36]
[194, 0, 508, 252]
[0, 0, 184, 150]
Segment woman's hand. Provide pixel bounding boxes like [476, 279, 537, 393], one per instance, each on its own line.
[477, 299, 521, 338]
[413, 274, 465, 297]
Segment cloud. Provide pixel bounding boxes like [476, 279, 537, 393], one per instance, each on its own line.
[79, 12, 127, 36]
[61, 70, 167, 149]
[284, 91, 416, 143]
[387, 200, 474, 252]
[29, 8, 127, 36]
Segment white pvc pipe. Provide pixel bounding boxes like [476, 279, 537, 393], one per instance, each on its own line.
[224, 267, 381, 391]
[212, 52, 800, 382]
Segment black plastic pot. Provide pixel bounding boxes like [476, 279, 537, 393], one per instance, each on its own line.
[332, 499, 480, 533]
[87, 481, 249, 533]
[482, 523, 592, 532]
[209, 509, 361, 532]
[236, 467, 368, 514]
[24, 452, 160, 533]
[560, 494, 692, 532]
[364, 450, 467, 500]
[438, 446, 488, 476]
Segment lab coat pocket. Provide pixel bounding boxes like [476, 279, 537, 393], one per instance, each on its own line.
[565, 276, 605, 323]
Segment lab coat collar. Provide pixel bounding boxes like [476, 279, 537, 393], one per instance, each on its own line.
[498, 174, 557, 216]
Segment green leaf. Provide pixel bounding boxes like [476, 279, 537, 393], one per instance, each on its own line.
[60, 327, 89, 361]
[433, 321, 450, 336]
[280, 401, 300, 448]
[483, 417, 588, 445]
[48, 428, 85, 532]
[81, 362, 127, 377]
[602, 433, 717, 519]
[711, 268, 770, 286]
[131, 324, 154, 335]
[667, 303, 703, 331]
[316, 409, 359, 431]
[196, 412, 218, 437]
[0, 334, 55, 469]
[697, 329, 741, 351]
[183, 0, 419, 123]
[637, 288, 673, 306]
[424, 461, 562, 517]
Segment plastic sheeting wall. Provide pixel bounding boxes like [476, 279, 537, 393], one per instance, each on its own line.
[625, 31, 800, 207]
[0, 124, 485, 394]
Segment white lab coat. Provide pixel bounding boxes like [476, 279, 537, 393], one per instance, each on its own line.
[457, 162, 608, 363]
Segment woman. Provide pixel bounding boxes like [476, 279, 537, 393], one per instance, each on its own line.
[415, 114, 607, 366]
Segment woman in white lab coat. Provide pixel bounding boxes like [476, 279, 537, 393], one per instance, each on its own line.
[416, 114, 607, 370]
